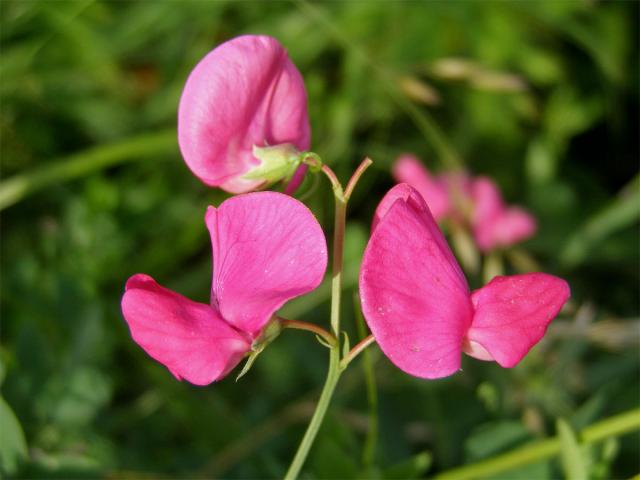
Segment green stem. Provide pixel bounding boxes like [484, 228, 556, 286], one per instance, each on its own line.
[0, 129, 177, 210]
[284, 347, 341, 480]
[285, 166, 347, 479]
[435, 408, 640, 480]
[482, 250, 504, 284]
[278, 317, 337, 347]
[340, 335, 375, 370]
[354, 295, 378, 470]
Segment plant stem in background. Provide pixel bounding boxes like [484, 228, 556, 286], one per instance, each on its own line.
[293, 0, 462, 170]
[354, 294, 379, 470]
[435, 408, 640, 480]
[0, 129, 177, 210]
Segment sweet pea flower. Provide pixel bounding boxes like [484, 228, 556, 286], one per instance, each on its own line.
[391, 155, 536, 251]
[178, 35, 311, 193]
[392, 154, 450, 221]
[121, 192, 327, 385]
[360, 184, 569, 379]
[471, 176, 537, 252]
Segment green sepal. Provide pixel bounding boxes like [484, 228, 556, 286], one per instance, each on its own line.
[235, 317, 282, 382]
[242, 143, 302, 184]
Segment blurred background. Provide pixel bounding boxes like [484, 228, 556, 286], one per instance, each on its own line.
[1, 1, 638, 478]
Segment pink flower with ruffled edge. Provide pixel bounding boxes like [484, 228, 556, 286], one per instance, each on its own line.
[121, 192, 327, 385]
[471, 176, 537, 252]
[360, 184, 569, 379]
[178, 35, 311, 193]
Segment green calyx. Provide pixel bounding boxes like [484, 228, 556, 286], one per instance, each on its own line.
[236, 317, 283, 381]
[242, 143, 303, 184]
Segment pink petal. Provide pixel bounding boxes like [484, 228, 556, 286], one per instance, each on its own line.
[440, 170, 474, 221]
[283, 164, 308, 195]
[464, 273, 570, 367]
[471, 176, 536, 251]
[489, 207, 537, 249]
[392, 154, 450, 221]
[371, 182, 424, 231]
[206, 192, 327, 337]
[121, 274, 251, 386]
[360, 184, 473, 379]
[178, 35, 310, 193]
[471, 176, 505, 246]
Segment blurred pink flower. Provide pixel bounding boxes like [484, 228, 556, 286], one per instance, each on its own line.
[391, 154, 536, 251]
[392, 154, 450, 220]
[178, 35, 311, 193]
[471, 176, 537, 252]
[121, 192, 327, 385]
[359, 184, 569, 379]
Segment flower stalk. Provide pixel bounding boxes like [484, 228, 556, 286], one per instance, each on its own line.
[285, 157, 373, 479]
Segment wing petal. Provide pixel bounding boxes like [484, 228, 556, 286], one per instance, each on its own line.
[121, 274, 250, 385]
[465, 273, 570, 367]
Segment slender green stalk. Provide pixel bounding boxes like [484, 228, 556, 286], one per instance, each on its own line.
[482, 250, 504, 284]
[285, 165, 347, 479]
[285, 158, 374, 478]
[340, 335, 375, 370]
[0, 129, 177, 210]
[284, 346, 341, 480]
[278, 317, 337, 347]
[344, 157, 373, 201]
[354, 295, 379, 470]
[435, 408, 640, 480]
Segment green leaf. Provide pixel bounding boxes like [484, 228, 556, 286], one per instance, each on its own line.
[557, 418, 589, 480]
[383, 451, 431, 479]
[561, 175, 640, 268]
[0, 396, 28, 476]
[466, 422, 530, 461]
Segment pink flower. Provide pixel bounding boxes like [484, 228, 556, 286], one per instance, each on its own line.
[359, 184, 569, 379]
[392, 154, 450, 221]
[471, 176, 537, 252]
[178, 35, 311, 193]
[391, 154, 536, 251]
[121, 192, 327, 385]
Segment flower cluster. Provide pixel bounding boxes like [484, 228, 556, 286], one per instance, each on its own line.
[121, 34, 569, 389]
[393, 154, 537, 252]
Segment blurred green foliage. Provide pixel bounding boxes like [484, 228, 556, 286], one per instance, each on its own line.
[1, 0, 638, 478]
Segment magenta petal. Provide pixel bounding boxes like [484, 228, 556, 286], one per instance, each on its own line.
[121, 274, 251, 385]
[392, 154, 450, 221]
[490, 207, 537, 248]
[471, 176, 536, 251]
[283, 164, 308, 195]
[178, 35, 310, 193]
[206, 192, 327, 337]
[360, 185, 473, 379]
[465, 273, 570, 367]
[371, 182, 425, 231]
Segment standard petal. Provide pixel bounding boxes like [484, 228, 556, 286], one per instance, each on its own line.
[121, 274, 251, 386]
[206, 192, 327, 337]
[392, 154, 450, 221]
[360, 185, 473, 379]
[371, 182, 426, 231]
[178, 35, 310, 193]
[464, 273, 570, 367]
